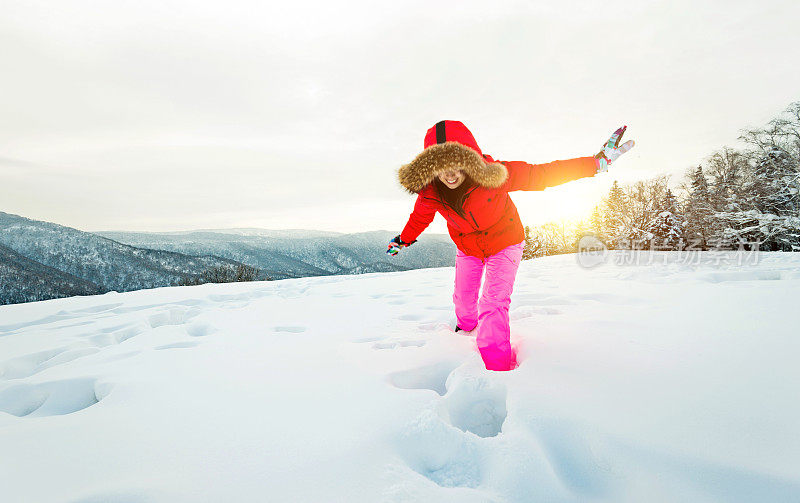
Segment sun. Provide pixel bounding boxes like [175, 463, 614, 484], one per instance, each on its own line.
[511, 178, 608, 227]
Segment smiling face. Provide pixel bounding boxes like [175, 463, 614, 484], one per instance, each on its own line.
[437, 169, 466, 189]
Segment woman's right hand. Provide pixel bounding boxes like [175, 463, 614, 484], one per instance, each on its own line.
[386, 235, 412, 256]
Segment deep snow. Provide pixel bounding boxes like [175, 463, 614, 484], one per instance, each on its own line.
[1, 251, 799, 502]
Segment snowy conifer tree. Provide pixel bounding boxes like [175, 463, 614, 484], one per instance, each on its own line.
[646, 211, 684, 250]
[602, 181, 627, 248]
[522, 226, 541, 260]
[645, 189, 685, 250]
[683, 166, 714, 249]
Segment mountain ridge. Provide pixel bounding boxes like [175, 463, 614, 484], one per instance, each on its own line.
[0, 211, 248, 305]
[0, 211, 456, 305]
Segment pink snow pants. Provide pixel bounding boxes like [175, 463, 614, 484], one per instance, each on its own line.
[453, 241, 524, 371]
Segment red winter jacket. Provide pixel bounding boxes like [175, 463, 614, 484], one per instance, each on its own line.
[398, 121, 599, 259]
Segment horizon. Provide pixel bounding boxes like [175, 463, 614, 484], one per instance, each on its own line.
[1, 209, 446, 236]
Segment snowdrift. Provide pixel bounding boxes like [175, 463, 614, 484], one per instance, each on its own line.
[1, 252, 798, 502]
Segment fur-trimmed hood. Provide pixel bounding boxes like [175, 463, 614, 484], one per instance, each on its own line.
[398, 121, 508, 194]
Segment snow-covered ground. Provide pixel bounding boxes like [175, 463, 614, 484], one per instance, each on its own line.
[1, 251, 799, 503]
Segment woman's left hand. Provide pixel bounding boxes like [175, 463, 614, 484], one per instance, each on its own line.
[595, 126, 635, 173]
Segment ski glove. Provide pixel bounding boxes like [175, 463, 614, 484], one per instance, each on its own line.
[595, 126, 635, 173]
[386, 235, 415, 256]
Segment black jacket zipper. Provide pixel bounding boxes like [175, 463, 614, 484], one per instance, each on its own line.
[464, 186, 479, 230]
[468, 211, 479, 229]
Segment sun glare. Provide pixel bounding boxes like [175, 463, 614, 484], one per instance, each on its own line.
[512, 178, 608, 228]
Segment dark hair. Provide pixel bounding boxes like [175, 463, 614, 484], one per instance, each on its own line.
[433, 176, 474, 217]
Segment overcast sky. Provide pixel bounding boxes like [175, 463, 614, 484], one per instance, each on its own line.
[2, 0, 799, 234]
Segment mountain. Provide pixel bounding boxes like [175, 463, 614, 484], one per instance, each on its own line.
[0, 211, 247, 305]
[0, 211, 456, 306]
[0, 243, 103, 304]
[96, 229, 457, 278]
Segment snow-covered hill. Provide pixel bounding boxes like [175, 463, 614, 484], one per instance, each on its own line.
[0, 243, 103, 304]
[0, 212, 246, 304]
[1, 252, 798, 502]
[97, 229, 457, 279]
[0, 211, 456, 305]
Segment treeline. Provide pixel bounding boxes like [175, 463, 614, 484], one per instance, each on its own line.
[523, 101, 800, 258]
[177, 264, 263, 286]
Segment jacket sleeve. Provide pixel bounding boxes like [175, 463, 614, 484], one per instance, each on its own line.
[500, 156, 599, 191]
[399, 194, 437, 244]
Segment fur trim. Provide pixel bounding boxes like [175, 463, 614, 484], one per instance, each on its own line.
[398, 142, 508, 194]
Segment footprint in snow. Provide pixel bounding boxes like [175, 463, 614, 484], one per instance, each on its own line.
[275, 285, 311, 299]
[273, 325, 307, 334]
[185, 322, 217, 337]
[147, 310, 184, 329]
[1, 347, 69, 380]
[110, 303, 164, 315]
[392, 363, 506, 488]
[351, 335, 382, 343]
[111, 324, 147, 344]
[387, 361, 459, 396]
[0, 378, 110, 417]
[0, 313, 75, 335]
[373, 339, 426, 350]
[208, 292, 255, 303]
[99, 322, 137, 334]
[437, 365, 508, 438]
[1, 346, 102, 380]
[417, 321, 453, 332]
[172, 298, 211, 307]
[56, 320, 96, 330]
[396, 409, 484, 489]
[69, 302, 124, 314]
[398, 340, 426, 347]
[510, 306, 562, 320]
[147, 307, 201, 329]
[155, 341, 200, 350]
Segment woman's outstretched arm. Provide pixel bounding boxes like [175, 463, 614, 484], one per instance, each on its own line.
[497, 156, 600, 191]
[495, 126, 635, 191]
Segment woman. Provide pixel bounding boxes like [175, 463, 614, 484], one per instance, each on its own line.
[387, 120, 634, 371]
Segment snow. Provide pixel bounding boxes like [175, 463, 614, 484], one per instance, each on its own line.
[1, 251, 799, 502]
